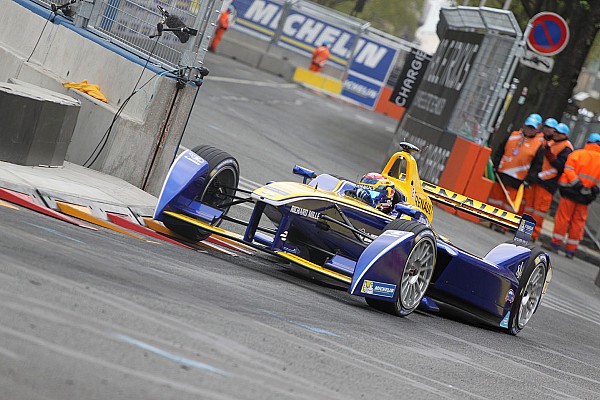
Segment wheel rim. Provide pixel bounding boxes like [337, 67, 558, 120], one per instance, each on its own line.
[202, 167, 237, 216]
[517, 263, 546, 329]
[400, 235, 435, 310]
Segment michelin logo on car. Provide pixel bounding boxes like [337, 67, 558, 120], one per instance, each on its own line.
[361, 280, 396, 298]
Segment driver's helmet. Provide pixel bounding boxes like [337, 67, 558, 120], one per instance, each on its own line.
[357, 173, 395, 213]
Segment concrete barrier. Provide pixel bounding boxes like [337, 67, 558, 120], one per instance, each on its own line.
[0, 1, 195, 196]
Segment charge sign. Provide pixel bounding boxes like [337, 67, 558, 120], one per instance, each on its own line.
[527, 12, 569, 56]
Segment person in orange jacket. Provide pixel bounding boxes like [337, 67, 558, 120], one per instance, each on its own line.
[523, 120, 573, 241]
[209, 5, 233, 52]
[488, 114, 544, 217]
[545, 133, 600, 258]
[309, 41, 331, 73]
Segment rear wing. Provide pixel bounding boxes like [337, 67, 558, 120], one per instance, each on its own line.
[381, 143, 523, 232]
[421, 181, 521, 231]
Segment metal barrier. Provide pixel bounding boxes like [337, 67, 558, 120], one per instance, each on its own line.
[29, 0, 225, 69]
[231, 0, 426, 110]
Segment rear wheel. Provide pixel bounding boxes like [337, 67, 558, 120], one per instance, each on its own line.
[505, 247, 548, 335]
[366, 219, 436, 316]
[163, 145, 239, 242]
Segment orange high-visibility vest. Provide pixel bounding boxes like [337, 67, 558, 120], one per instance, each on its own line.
[217, 9, 230, 30]
[559, 143, 600, 189]
[312, 46, 330, 67]
[537, 140, 574, 181]
[498, 131, 543, 181]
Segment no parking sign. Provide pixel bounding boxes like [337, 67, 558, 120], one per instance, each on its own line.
[527, 12, 569, 56]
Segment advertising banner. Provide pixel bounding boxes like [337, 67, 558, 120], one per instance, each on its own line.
[231, 0, 398, 109]
[391, 30, 484, 183]
[389, 48, 431, 108]
[409, 30, 484, 129]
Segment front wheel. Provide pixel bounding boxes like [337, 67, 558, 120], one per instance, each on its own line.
[505, 247, 549, 335]
[366, 219, 436, 317]
[163, 145, 239, 242]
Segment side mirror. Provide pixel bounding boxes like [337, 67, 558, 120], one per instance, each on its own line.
[293, 165, 317, 184]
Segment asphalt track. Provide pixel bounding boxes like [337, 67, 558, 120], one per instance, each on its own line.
[1, 53, 600, 400]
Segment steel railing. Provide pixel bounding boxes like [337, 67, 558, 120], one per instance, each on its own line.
[30, 0, 224, 69]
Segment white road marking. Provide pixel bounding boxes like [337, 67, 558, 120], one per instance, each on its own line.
[541, 293, 600, 327]
[209, 76, 297, 89]
[115, 334, 228, 376]
[326, 102, 343, 111]
[24, 222, 84, 244]
[207, 124, 225, 132]
[296, 90, 314, 99]
[239, 176, 261, 191]
[0, 324, 230, 397]
[354, 115, 374, 125]
[0, 345, 20, 360]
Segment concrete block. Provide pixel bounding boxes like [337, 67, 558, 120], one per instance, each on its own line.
[258, 53, 295, 81]
[0, 47, 23, 83]
[216, 39, 263, 68]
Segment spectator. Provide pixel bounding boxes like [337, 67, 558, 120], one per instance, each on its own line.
[209, 5, 234, 52]
[488, 113, 544, 218]
[309, 41, 331, 73]
[350, 0, 367, 16]
[545, 133, 600, 258]
[523, 120, 573, 241]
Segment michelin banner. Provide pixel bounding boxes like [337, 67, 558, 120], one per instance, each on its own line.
[231, 0, 398, 108]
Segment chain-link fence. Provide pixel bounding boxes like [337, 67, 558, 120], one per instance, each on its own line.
[30, 0, 224, 69]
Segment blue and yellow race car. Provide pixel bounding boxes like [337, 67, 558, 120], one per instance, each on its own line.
[153, 143, 552, 335]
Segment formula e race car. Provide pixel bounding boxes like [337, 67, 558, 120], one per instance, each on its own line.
[153, 143, 552, 335]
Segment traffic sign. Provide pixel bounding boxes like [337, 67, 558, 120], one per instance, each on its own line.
[520, 49, 554, 73]
[527, 12, 569, 56]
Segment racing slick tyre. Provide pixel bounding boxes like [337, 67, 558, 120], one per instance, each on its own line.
[504, 245, 549, 335]
[365, 219, 436, 317]
[163, 145, 240, 242]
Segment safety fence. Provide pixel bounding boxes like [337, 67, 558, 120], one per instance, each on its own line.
[30, 0, 427, 110]
[230, 0, 426, 111]
[29, 0, 225, 69]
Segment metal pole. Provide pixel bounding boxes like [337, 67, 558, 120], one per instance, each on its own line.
[74, 0, 95, 28]
[266, 0, 298, 54]
[503, 0, 513, 9]
[486, 22, 532, 140]
[183, 0, 222, 67]
[342, 22, 370, 80]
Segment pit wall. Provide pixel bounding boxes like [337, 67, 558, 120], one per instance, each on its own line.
[0, 0, 196, 196]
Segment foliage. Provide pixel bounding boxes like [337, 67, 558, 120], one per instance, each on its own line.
[309, 0, 426, 40]
[481, 0, 600, 127]
[311, 0, 600, 125]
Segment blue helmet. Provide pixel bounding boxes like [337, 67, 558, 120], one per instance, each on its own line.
[587, 133, 600, 144]
[322, 40, 332, 47]
[543, 118, 558, 129]
[524, 115, 540, 128]
[556, 123, 570, 136]
[528, 113, 543, 126]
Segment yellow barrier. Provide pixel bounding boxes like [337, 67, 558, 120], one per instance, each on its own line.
[293, 67, 343, 94]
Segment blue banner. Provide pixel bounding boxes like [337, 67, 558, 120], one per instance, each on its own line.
[341, 73, 383, 109]
[232, 0, 396, 80]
